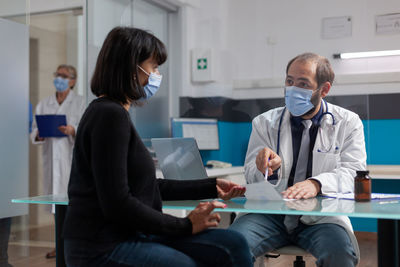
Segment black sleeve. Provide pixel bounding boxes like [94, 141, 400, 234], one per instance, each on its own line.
[91, 107, 191, 236]
[157, 178, 218, 200]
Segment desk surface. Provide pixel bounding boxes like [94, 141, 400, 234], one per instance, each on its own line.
[12, 195, 400, 220]
[156, 165, 399, 179]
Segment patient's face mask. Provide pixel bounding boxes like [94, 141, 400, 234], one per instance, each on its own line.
[284, 86, 315, 117]
[138, 65, 162, 100]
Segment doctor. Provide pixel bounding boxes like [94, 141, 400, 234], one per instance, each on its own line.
[31, 64, 85, 258]
[230, 53, 366, 267]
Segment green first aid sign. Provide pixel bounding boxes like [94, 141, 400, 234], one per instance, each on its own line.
[197, 58, 207, 70]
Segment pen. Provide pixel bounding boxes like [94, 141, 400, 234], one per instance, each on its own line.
[264, 157, 270, 180]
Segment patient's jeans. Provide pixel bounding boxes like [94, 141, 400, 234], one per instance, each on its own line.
[229, 214, 358, 267]
[65, 228, 252, 267]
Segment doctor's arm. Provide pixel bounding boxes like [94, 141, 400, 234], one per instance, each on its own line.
[245, 116, 281, 184]
[30, 104, 45, 144]
[282, 179, 321, 199]
[58, 125, 75, 137]
[62, 97, 86, 142]
[309, 116, 367, 195]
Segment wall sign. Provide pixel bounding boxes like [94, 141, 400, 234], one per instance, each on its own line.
[376, 13, 400, 35]
[321, 16, 352, 39]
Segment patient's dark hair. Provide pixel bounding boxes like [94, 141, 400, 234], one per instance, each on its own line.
[91, 27, 167, 105]
[286, 52, 335, 88]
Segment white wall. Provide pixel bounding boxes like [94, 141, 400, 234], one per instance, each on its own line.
[0, 0, 28, 17]
[0, 0, 83, 17]
[180, 0, 400, 99]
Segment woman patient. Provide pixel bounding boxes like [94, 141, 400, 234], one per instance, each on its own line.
[63, 27, 252, 267]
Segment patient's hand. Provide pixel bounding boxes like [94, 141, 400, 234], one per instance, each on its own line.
[216, 179, 246, 200]
[187, 201, 225, 234]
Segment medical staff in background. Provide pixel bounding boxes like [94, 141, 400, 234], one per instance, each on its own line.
[30, 64, 85, 258]
[230, 52, 367, 267]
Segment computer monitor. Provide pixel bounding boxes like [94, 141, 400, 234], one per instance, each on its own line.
[170, 118, 219, 150]
[151, 137, 208, 180]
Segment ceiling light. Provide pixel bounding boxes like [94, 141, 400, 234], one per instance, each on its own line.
[333, 50, 400, 59]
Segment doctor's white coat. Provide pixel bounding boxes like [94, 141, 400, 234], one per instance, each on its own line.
[245, 101, 366, 260]
[31, 91, 85, 206]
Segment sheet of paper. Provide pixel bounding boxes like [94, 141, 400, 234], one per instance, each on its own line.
[245, 181, 283, 201]
[321, 16, 352, 39]
[322, 192, 400, 200]
[35, 114, 67, 137]
[376, 13, 400, 35]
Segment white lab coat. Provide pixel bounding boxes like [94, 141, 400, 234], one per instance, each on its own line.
[30, 91, 85, 209]
[245, 101, 366, 261]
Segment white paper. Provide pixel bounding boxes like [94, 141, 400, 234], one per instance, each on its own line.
[376, 13, 400, 35]
[322, 16, 352, 39]
[245, 181, 283, 201]
[323, 192, 400, 200]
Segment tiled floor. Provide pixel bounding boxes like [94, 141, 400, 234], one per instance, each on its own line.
[7, 225, 378, 267]
[8, 225, 56, 267]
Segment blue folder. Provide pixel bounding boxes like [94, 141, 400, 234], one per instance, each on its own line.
[35, 115, 67, 137]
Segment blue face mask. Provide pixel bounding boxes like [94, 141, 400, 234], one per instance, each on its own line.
[284, 86, 314, 117]
[138, 66, 162, 100]
[53, 77, 70, 92]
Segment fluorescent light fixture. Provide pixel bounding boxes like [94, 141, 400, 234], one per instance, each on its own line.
[333, 50, 400, 59]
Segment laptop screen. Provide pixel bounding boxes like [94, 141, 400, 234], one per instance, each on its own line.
[151, 137, 208, 180]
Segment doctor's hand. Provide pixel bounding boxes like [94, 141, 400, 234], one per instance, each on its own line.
[282, 179, 321, 199]
[187, 201, 225, 234]
[256, 148, 281, 176]
[58, 125, 76, 137]
[35, 131, 45, 142]
[285, 198, 318, 211]
[216, 179, 246, 200]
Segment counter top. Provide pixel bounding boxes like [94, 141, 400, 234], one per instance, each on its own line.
[368, 165, 400, 179]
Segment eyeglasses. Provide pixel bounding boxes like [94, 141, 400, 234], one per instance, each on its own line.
[53, 72, 74, 79]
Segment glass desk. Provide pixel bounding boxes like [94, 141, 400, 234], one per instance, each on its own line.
[12, 195, 400, 267]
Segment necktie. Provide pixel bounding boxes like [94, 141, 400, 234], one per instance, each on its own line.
[284, 120, 312, 233]
[294, 120, 312, 184]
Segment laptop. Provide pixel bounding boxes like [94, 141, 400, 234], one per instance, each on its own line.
[151, 137, 208, 180]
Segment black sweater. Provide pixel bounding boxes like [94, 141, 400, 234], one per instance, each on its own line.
[63, 97, 217, 243]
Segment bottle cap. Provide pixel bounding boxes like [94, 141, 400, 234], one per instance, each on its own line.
[356, 170, 370, 176]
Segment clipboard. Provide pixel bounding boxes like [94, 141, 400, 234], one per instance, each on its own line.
[35, 115, 67, 137]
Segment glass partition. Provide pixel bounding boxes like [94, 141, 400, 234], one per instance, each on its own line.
[1, 1, 86, 265]
[86, 0, 170, 141]
[129, 0, 170, 139]
[0, 1, 30, 265]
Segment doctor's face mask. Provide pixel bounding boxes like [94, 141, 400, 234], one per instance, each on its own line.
[284, 86, 321, 117]
[54, 77, 70, 92]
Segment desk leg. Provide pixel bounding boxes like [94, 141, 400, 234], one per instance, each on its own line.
[55, 205, 67, 267]
[378, 219, 400, 267]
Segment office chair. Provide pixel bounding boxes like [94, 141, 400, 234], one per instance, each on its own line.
[255, 245, 309, 267]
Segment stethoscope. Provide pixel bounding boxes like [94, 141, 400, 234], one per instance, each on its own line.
[276, 100, 336, 155]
